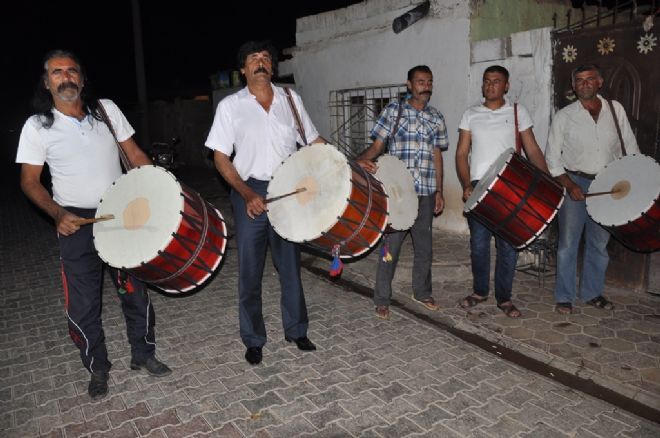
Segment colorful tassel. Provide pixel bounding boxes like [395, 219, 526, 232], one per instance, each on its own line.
[380, 237, 393, 262]
[329, 244, 344, 277]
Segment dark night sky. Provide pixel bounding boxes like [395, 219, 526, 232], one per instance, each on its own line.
[0, 1, 362, 131]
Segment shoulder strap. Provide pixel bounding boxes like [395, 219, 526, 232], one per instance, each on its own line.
[606, 99, 627, 156]
[390, 100, 404, 143]
[284, 88, 308, 146]
[97, 100, 133, 171]
[514, 102, 522, 154]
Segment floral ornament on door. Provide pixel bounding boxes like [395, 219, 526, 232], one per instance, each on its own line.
[562, 45, 578, 63]
[637, 33, 657, 54]
[597, 37, 615, 55]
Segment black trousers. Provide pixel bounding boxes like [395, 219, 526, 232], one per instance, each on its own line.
[59, 207, 156, 373]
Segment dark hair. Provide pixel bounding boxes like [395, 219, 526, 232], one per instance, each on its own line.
[571, 63, 603, 82]
[483, 65, 510, 81]
[407, 65, 432, 82]
[32, 49, 100, 128]
[236, 40, 279, 74]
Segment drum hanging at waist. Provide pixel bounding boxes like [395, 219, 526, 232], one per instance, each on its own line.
[93, 165, 228, 294]
[267, 143, 389, 258]
[464, 148, 565, 249]
[586, 154, 660, 252]
[374, 154, 418, 232]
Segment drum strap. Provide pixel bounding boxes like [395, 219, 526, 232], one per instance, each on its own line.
[514, 103, 522, 154]
[97, 100, 133, 171]
[284, 88, 308, 146]
[606, 99, 627, 156]
[384, 100, 405, 153]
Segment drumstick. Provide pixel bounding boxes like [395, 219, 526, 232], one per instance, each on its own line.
[585, 180, 631, 199]
[265, 188, 307, 203]
[584, 190, 618, 198]
[72, 214, 115, 226]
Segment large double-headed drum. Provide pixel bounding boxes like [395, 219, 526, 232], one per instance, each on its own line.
[267, 144, 389, 258]
[374, 155, 418, 231]
[93, 166, 227, 293]
[586, 154, 660, 252]
[464, 148, 565, 249]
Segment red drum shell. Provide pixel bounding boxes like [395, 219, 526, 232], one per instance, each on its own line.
[267, 144, 389, 258]
[464, 149, 565, 249]
[94, 166, 227, 293]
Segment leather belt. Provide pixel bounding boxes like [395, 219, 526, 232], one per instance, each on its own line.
[565, 169, 596, 180]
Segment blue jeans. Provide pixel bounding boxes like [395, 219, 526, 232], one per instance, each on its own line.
[554, 175, 610, 304]
[467, 215, 518, 304]
[231, 179, 309, 348]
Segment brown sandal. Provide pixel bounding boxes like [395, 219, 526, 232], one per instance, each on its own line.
[375, 305, 390, 320]
[497, 301, 521, 318]
[460, 294, 488, 309]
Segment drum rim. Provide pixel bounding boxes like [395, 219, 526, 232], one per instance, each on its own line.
[464, 148, 515, 213]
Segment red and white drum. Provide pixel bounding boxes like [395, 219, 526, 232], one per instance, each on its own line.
[267, 144, 389, 258]
[374, 155, 418, 231]
[93, 166, 227, 293]
[464, 148, 565, 249]
[586, 154, 660, 252]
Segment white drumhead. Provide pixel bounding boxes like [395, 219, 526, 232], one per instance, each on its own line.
[586, 154, 660, 227]
[267, 144, 352, 242]
[464, 148, 514, 212]
[93, 166, 184, 268]
[375, 155, 418, 230]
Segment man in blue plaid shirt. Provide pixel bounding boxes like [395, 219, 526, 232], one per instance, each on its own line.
[357, 65, 448, 320]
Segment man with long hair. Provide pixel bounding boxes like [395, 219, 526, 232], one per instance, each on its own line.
[16, 50, 171, 400]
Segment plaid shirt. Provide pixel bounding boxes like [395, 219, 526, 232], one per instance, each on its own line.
[371, 100, 448, 196]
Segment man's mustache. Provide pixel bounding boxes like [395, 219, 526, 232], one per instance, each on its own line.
[254, 66, 269, 75]
[57, 82, 79, 93]
[420, 91, 432, 96]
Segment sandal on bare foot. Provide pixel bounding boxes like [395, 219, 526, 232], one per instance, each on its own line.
[585, 296, 614, 310]
[555, 302, 572, 315]
[497, 301, 521, 318]
[375, 305, 390, 320]
[460, 294, 487, 309]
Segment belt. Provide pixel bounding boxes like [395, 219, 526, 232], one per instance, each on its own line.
[565, 169, 596, 180]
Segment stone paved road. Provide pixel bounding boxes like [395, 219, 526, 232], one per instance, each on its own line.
[2, 167, 660, 437]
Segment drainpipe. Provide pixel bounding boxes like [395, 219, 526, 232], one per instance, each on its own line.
[392, 1, 431, 34]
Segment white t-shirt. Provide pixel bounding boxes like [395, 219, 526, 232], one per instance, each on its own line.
[205, 85, 319, 181]
[16, 99, 134, 209]
[459, 101, 533, 181]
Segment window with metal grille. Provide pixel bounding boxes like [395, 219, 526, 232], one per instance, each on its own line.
[329, 84, 407, 158]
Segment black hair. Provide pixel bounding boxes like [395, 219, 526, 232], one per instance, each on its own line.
[32, 49, 100, 128]
[483, 65, 510, 81]
[236, 40, 279, 75]
[571, 63, 603, 82]
[407, 65, 432, 82]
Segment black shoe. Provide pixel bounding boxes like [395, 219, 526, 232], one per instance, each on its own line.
[130, 356, 172, 377]
[245, 346, 262, 365]
[285, 336, 317, 351]
[88, 371, 109, 400]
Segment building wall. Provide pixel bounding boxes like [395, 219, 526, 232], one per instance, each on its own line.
[286, 0, 556, 233]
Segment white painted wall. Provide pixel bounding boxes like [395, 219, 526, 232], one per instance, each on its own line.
[284, 1, 554, 234]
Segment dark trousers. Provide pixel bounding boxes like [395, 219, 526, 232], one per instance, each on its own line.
[374, 194, 435, 306]
[59, 207, 156, 373]
[230, 179, 309, 348]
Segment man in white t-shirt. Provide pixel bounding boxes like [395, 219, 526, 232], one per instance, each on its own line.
[16, 50, 171, 400]
[205, 40, 325, 366]
[455, 65, 549, 318]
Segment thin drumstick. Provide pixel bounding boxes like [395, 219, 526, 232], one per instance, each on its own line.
[584, 190, 617, 198]
[265, 187, 307, 204]
[72, 214, 115, 226]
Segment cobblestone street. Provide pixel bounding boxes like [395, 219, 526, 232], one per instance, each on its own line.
[1, 165, 659, 437]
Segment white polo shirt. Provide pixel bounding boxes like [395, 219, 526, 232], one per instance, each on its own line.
[205, 85, 319, 181]
[16, 99, 133, 209]
[459, 100, 533, 181]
